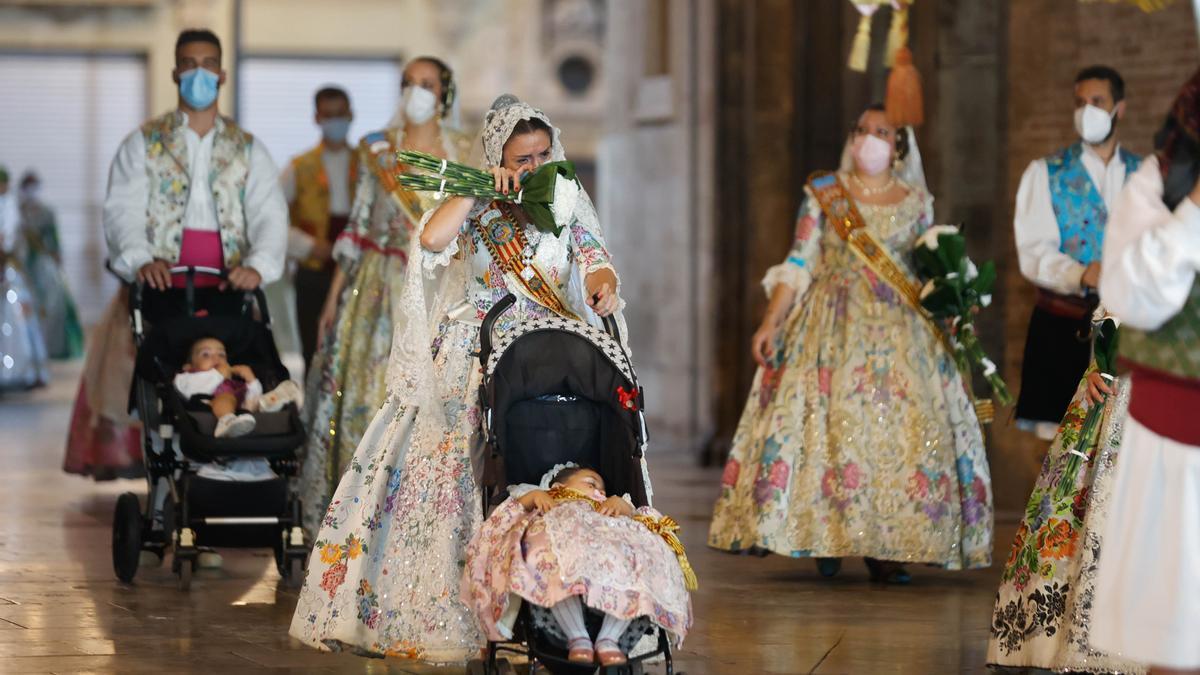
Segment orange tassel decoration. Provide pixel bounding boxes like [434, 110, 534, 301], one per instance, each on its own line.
[886, 46, 924, 128]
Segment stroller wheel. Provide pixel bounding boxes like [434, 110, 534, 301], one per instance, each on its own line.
[112, 493, 143, 583]
[177, 556, 193, 591]
[284, 555, 305, 588]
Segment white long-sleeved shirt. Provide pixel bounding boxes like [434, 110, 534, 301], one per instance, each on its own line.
[1100, 156, 1200, 331]
[103, 111, 288, 283]
[1014, 143, 1130, 295]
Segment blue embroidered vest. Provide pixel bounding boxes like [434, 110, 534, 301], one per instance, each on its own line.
[1045, 143, 1141, 265]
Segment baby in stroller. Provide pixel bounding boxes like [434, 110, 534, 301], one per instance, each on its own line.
[463, 462, 695, 667]
[174, 336, 300, 438]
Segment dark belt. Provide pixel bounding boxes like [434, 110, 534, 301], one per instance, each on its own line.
[1035, 288, 1097, 320]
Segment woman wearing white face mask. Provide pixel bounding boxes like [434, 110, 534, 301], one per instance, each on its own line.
[709, 104, 993, 584]
[296, 56, 472, 536]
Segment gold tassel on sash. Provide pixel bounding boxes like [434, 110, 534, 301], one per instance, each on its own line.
[847, 4, 878, 72]
[632, 514, 699, 591]
[545, 486, 699, 591]
[884, 1, 909, 67]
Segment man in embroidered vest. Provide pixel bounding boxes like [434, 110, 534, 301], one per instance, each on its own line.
[280, 86, 358, 368]
[1013, 65, 1141, 440]
[1090, 67, 1200, 674]
[103, 28, 286, 308]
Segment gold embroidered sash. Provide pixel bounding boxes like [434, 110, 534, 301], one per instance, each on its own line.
[363, 132, 426, 225]
[807, 171, 993, 423]
[475, 202, 579, 320]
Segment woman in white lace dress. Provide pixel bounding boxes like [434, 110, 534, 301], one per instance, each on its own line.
[289, 94, 626, 664]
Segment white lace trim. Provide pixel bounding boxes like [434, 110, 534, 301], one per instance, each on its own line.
[761, 262, 811, 297]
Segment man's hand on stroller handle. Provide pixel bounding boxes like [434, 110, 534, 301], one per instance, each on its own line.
[137, 259, 173, 290]
[223, 266, 262, 291]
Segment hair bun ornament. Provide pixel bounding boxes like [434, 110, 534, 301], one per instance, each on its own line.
[490, 93, 521, 111]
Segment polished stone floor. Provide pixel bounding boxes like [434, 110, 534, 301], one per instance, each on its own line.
[0, 361, 1017, 674]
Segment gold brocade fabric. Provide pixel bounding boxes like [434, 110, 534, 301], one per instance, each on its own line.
[708, 189, 994, 568]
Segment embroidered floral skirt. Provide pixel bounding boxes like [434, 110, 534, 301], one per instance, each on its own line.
[462, 499, 692, 643]
[289, 318, 484, 664]
[988, 375, 1142, 673]
[708, 272, 993, 568]
[297, 250, 407, 534]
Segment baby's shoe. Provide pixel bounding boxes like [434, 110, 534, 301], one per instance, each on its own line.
[595, 639, 627, 666]
[215, 413, 256, 438]
[259, 380, 302, 412]
[566, 638, 594, 664]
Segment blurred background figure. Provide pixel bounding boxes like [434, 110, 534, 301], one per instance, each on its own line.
[0, 164, 50, 392]
[279, 85, 355, 371]
[16, 170, 84, 360]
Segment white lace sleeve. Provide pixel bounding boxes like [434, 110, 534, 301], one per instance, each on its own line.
[418, 200, 484, 271]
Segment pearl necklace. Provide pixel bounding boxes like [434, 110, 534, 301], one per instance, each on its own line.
[850, 172, 896, 196]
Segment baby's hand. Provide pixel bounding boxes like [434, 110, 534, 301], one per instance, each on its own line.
[517, 489, 554, 513]
[216, 363, 233, 380]
[598, 495, 633, 518]
[231, 365, 256, 382]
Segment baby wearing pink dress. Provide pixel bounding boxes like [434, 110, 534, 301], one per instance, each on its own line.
[462, 464, 694, 667]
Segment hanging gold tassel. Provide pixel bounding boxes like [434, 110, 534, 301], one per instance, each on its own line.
[847, 6, 877, 72]
[886, 46, 924, 127]
[633, 514, 699, 591]
[884, 2, 909, 67]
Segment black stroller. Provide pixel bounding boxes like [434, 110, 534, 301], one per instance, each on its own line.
[111, 266, 309, 590]
[467, 294, 681, 675]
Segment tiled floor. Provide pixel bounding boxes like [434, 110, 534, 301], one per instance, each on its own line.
[0, 361, 1016, 674]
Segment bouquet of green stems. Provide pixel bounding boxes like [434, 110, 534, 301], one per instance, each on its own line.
[396, 150, 577, 236]
[913, 225, 1014, 407]
[1054, 317, 1119, 500]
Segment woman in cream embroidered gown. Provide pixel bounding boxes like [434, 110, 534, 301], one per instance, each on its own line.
[289, 94, 626, 663]
[296, 57, 471, 534]
[708, 105, 994, 578]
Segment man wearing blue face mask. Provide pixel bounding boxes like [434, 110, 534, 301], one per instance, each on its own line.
[102, 28, 287, 300]
[280, 86, 358, 368]
[1012, 65, 1142, 440]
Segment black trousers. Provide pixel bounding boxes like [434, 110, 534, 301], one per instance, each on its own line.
[294, 265, 335, 371]
[1014, 305, 1093, 424]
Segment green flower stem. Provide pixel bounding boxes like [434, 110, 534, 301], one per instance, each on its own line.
[956, 322, 1015, 407]
[1054, 395, 1106, 501]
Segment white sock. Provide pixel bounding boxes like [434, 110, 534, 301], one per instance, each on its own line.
[549, 596, 589, 642]
[597, 613, 631, 645]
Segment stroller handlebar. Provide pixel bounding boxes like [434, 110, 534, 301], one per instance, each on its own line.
[123, 264, 273, 332]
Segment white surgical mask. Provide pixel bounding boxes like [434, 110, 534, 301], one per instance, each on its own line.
[1074, 104, 1116, 145]
[402, 85, 438, 125]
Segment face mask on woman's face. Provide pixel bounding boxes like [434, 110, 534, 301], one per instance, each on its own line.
[402, 85, 438, 124]
[852, 133, 893, 176]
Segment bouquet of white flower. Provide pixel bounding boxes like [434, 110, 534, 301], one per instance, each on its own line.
[913, 225, 1013, 407]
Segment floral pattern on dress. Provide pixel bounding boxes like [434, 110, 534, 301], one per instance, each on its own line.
[987, 375, 1145, 673]
[462, 497, 693, 643]
[289, 196, 616, 664]
[708, 181, 993, 569]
